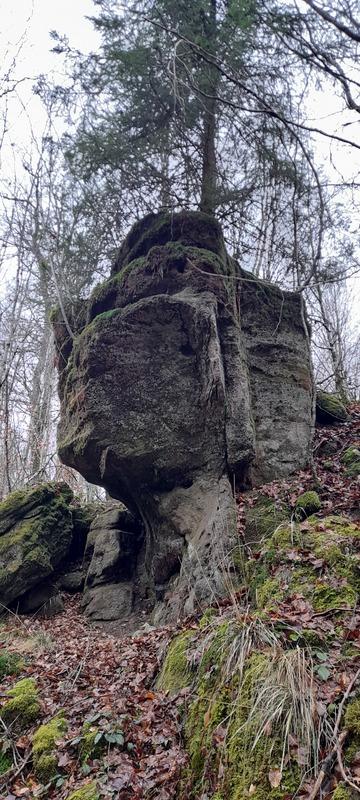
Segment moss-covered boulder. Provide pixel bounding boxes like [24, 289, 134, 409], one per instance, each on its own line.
[316, 390, 349, 425]
[111, 210, 228, 275]
[295, 490, 321, 520]
[0, 677, 40, 730]
[32, 713, 67, 782]
[0, 482, 74, 607]
[341, 446, 360, 478]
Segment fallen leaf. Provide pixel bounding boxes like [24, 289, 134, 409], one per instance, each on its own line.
[268, 768, 282, 788]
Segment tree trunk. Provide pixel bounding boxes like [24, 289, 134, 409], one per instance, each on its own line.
[199, 0, 218, 216]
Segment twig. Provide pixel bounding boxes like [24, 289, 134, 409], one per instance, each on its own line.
[334, 668, 360, 739]
[311, 606, 354, 619]
[309, 667, 360, 799]
[0, 751, 32, 794]
[308, 729, 347, 800]
[337, 743, 360, 795]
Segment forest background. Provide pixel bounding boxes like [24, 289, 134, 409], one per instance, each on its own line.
[0, 0, 359, 499]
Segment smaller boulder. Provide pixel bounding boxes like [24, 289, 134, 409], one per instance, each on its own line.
[295, 491, 321, 520]
[0, 482, 74, 607]
[316, 391, 349, 425]
[82, 582, 133, 621]
[84, 504, 143, 587]
[341, 446, 360, 478]
[18, 581, 64, 617]
[59, 570, 85, 593]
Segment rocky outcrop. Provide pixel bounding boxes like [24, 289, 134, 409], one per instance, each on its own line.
[53, 211, 313, 621]
[82, 504, 143, 620]
[0, 483, 98, 612]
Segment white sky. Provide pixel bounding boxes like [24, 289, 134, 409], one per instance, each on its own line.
[0, 0, 359, 315]
[0, 0, 98, 157]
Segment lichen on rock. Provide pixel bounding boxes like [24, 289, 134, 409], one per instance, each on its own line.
[52, 211, 313, 623]
[1, 677, 40, 729]
[32, 713, 67, 782]
[0, 482, 74, 607]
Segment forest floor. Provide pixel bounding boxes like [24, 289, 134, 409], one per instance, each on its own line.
[0, 404, 359, 800]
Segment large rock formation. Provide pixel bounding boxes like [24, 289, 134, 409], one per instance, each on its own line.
[53, 211, 313, 621]
[0, 482, 97, 612]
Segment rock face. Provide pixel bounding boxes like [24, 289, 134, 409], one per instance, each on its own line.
[53, 211, 313, 621]
[82, 505, 143, 620]
[0, 483, 98, 612]
[0, 483, 74, 607]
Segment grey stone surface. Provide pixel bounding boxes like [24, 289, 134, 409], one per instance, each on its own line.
[59, 570, 85, 593]
[0, 483, 74, 607]
[53, 211, 313, 622]
[82, 582, 133, 621]
[18, 582, 64, 617]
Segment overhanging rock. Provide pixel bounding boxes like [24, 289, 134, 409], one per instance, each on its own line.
[53, 211, 313, 622]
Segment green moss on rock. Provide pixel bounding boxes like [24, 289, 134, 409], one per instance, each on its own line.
[316, 391, 349, 425]
[253, 515, 360, 616]
[1, 677, 40, 729]
[344, 697, 360, 736]
[295, 491, 321, 520]
[157, 630, 195, 693]
[182, 641, 302, 800]
[32, 713, 67, 782]
[341, 447, 360, 478]
[112, 210, 227, 274]
[66, 782, 99, 800]
[0, 482, 74, 606]
[256, 577, 282, 609]
[312, 582, 356, 613]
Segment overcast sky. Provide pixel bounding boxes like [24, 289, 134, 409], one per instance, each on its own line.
[0, 0, 359, 310]
[1, 0, 359, 169]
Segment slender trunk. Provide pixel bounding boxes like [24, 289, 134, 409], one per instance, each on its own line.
[199, 0, 218, 216]
[200, 91, 217, 214]
[316, 285, 348, 400]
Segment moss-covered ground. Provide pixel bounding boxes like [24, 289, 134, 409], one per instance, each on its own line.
[0, 403, 358, 799]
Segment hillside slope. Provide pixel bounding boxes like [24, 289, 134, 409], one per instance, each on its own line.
[0, 404, 359, 800]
